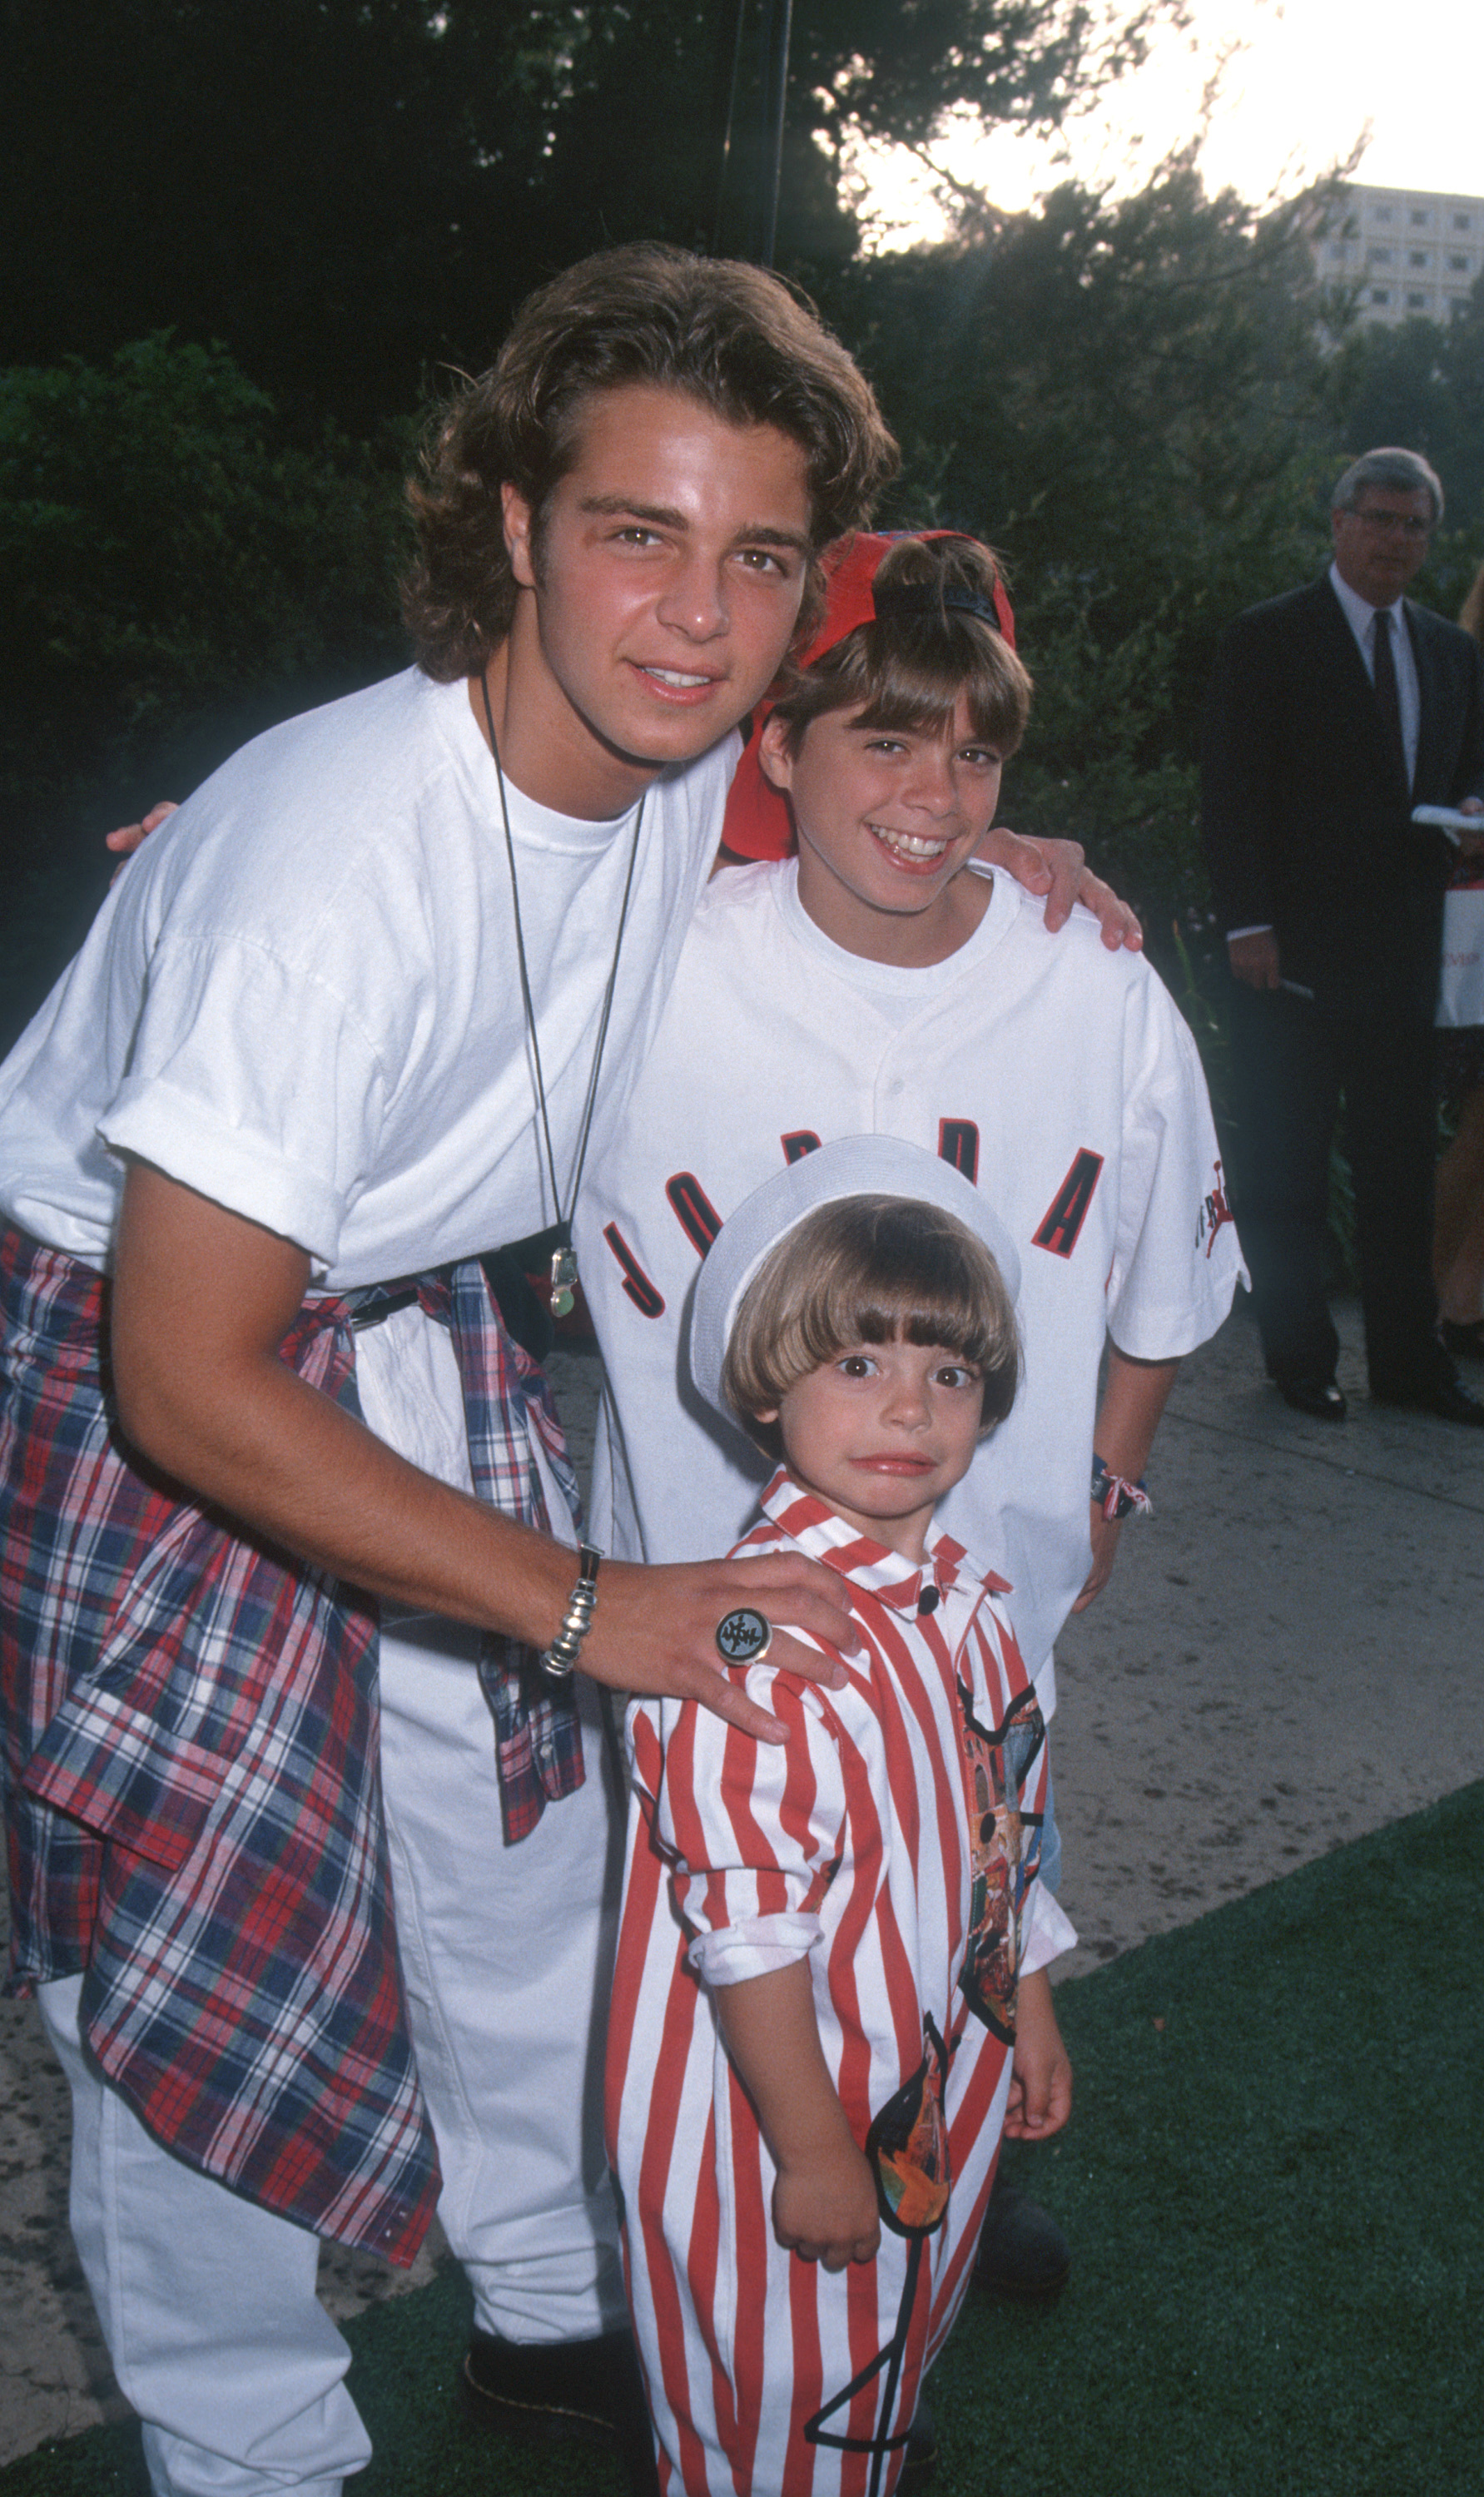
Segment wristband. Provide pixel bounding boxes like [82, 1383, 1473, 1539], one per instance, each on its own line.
[540, 1543, 602, 1680]
[1089, 1454, 1152, 1522]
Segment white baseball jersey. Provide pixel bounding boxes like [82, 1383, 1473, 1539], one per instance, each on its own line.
[577, 859, 1246, 1711]
[606, 1472, 1072, 2497]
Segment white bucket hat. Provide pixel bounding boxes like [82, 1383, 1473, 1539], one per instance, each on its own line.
[688, 1134, 1023, 1422]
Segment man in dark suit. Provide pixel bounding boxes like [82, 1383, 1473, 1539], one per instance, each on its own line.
[1202, 446, 1484, 1424]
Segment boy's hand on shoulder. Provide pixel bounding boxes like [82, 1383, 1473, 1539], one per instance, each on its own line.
[106, 801, 177, 883]
[1063, 857, 1143, 951]
[583, 1551, 856, 1744]
[975, 827, 1144, 952]
[1003, 1968, 1073, 2142]
[772, 2138, 881, 2271]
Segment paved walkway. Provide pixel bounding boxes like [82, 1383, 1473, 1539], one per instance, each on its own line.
[2, 1298, 1481, 2465]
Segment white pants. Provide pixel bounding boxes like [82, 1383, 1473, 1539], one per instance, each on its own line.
[40, 1972, 370, 2497]
[379, 1615, 626, 2345]
[41, 1306, 625, 2495]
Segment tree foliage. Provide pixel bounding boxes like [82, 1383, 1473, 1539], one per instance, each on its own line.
[826, 169, 1344, 936]
[2, 335, 405, 760]
[2, 0, 1181, 426]
[1325, 295, 1484, 564]
[0, 335, 407, 1039]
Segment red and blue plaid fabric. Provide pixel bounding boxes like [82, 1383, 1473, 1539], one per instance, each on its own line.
[0, 1226, 583, 2260]
[410, 1260, 587, 1844]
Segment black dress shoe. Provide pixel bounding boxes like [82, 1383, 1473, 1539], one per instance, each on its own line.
[972, 2176, 1071, 2299]
[1372, 1378, 1484, 1426]
[1439, 1317, 1484, 1361]
[1274, 1374, 1347, 1422]
[460, 2326, 658, 2490]
[901, 2395, 940, 2483]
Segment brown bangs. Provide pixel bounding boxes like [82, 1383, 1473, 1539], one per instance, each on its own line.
[722, 1195, 1020, 1460]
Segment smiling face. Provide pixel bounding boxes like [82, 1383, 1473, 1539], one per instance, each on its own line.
[758, 1335, 987, 1561]
[761, 695, 1004, 966]
[1331, 484, 1434, 609]
[494, 381, 814, 818]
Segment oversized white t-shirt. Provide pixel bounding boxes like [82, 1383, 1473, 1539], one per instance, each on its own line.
[576, 858, 1246, 1709]
[0, 668, 736, 1284]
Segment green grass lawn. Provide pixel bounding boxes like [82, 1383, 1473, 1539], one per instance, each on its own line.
[8, 1782, 1481, 2497]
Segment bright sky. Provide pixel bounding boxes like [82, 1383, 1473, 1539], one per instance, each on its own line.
[851, 0, 1484, 243]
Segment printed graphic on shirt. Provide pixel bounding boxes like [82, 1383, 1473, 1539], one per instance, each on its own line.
[937, 1119, 980, 1182]
[1031, 1149, 1105, 1258]
[867, 2014, 951, 2238]
[1196, 1157, 1234, 1261]
[601, 1221, 663, 1318]
[955, 1679, 1045, 2042]
[665, 1172, 722, 1255]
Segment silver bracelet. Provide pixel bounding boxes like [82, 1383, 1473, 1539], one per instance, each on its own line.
[540, 1543, 602, 1680]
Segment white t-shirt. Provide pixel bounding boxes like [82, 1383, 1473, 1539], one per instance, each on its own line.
[0, 669, 735, 1286]
[576, 859, 1246, 1709]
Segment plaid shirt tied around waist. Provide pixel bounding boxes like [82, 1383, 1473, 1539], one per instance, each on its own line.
[0, 1226, 584, 2261]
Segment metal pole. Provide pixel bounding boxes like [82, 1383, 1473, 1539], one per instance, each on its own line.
[757, 0, 793, 268]
[710, 0, 749, 256]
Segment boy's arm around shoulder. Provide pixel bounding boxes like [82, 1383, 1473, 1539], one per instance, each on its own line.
[975, 825, 1143, 951]
[110, 1168, 855, 1744]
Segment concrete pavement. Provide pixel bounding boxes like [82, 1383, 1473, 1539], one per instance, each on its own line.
[2, 1295, 1480, 2465]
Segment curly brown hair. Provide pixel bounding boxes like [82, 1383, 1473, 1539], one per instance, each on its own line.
[401, 244, 899, 683]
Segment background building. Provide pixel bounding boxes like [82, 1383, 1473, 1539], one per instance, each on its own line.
[1319, 182, 1484, 326]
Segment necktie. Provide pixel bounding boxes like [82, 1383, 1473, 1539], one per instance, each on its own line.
[1372, 607, 1408, 792]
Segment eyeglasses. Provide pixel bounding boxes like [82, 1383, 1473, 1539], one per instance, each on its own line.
[1346, 509, 1432, 539]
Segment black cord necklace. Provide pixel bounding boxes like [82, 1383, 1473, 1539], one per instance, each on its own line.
[479, 669, 646, 1316]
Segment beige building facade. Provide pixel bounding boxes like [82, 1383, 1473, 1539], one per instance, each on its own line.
[1318, 182, 1483, 327]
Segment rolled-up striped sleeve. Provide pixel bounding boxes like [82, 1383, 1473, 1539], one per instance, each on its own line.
[633, 1660, 849, 1984]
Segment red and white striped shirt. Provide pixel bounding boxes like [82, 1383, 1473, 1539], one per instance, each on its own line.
[607, 1472, 1073, 2496]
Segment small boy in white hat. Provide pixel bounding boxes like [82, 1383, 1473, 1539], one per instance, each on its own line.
[606, 1137, 1076, 2497]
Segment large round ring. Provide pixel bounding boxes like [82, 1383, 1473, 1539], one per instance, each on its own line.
[715, 1606, 772, 1665]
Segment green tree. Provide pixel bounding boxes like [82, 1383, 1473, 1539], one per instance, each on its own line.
[1324, 294, 1484, 601]
[829, 167, 1345, 938]
[0, 335, 407, 1043]
[2, 0, 1184, 429]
